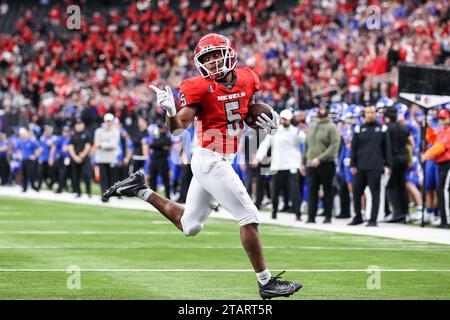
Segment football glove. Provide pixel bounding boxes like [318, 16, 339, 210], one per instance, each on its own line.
[149, 84, 177, 117]
[255, 110, 280, 134]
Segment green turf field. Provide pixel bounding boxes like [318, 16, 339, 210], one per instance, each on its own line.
[0, 196, 449, 300]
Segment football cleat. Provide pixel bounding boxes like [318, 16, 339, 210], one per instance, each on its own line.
[103, 171, 148, 199]
[259, 271, 302, 300]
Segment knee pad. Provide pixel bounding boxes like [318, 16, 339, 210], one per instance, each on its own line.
[180, 216, 203, 237]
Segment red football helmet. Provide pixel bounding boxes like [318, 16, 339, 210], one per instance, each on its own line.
[194, 33, 237, 80]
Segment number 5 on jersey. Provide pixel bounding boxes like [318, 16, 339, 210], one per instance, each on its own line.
[225, 101, 242, 137]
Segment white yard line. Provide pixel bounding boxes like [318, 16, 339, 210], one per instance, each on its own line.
[0, 268, 450, 273]
[0, 231, 219, 235]
[1, 186, 449, 245]
[0, 245, 448, 251]
[0, 220, 171, 224]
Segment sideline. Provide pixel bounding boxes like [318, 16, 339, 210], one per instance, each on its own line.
[1, 186, 449, 245]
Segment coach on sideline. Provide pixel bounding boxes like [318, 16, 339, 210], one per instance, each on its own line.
[349, 105, 392, 227]
[255, 109, 305, 220]
[422, 108, 450, 229]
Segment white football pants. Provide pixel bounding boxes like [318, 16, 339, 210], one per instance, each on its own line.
[180, 148, 260, 236]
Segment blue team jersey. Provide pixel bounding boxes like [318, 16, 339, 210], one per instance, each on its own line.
[17, 138, 40, 160]
[53, 135, 71, 160]
[38, 135, 55, 162]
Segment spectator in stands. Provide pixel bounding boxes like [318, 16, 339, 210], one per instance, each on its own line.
[0, 1, 8, 16]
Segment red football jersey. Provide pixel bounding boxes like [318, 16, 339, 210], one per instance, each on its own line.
[179, 67, 260, 154]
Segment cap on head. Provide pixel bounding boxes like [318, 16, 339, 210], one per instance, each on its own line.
[280, 109, 293, 120]
[104, 113, 114, 122]
[437, 109, 450, 119]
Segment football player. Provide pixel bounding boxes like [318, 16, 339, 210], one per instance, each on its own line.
[103, 34, 302, 299]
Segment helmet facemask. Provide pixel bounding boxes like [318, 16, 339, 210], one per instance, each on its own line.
[194, 45, 237, 80]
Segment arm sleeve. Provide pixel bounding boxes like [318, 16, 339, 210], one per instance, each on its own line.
[423, 142, 446, 160]
[423, 129, 450, 160]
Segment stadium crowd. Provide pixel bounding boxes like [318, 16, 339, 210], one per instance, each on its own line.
[0, 0, 450, 227]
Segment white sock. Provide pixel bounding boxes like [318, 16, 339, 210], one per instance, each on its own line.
[256, 269, 272, 286]
[136, 188, 153, 201]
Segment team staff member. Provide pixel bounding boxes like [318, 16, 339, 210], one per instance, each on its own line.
[94, 113, 121, 202]
[302, 105, 339, 223]
[256, 109, 305, 220]
[68, 120, 92, 198]
[17, 127, 41, 192]
[384, 106, 414, 223]
[422, 108, 450, 229]
[349, 105, 392, 226]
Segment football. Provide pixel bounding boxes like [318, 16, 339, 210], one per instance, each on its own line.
[245, 102, 274, 129]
